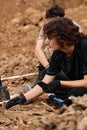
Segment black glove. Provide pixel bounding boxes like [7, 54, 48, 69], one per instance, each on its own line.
[37, 80, 60, 93]
[5, 94, 26, 109]
[38, 64, 49, 81]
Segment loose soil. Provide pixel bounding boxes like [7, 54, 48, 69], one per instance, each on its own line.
[0, 0, 87, 130]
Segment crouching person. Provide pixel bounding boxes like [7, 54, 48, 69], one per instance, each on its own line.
[5, 17, 87, 109]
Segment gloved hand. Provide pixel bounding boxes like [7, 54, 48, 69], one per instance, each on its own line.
[5, 94, 26, 109]
[37, 80, 60, 93]
[38, 64, 49, 81]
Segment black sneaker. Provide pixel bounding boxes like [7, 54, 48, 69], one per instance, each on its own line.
[0, 86, 10, 102]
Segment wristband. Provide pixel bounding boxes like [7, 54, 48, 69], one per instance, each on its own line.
[45, 64, 49, 69]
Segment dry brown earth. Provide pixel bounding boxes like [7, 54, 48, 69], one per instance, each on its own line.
[0, 0, 87, 130]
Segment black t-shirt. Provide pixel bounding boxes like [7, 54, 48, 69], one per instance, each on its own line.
[47, 38, 87, 80]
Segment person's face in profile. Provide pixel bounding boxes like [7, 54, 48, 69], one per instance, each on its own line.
[45, 37, 61, 51]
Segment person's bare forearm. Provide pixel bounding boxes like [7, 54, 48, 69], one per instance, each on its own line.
[24, 75, 55, 101]
[35, 40, 49, 67]
[36, 50, 49, 67]
[24, 84, 43, 101]
[61, 79, 87, 88]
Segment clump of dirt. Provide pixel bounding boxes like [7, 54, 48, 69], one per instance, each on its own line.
[0, 0, 87, 130]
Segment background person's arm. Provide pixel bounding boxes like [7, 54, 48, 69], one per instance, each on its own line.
[35, 27, 49, 67]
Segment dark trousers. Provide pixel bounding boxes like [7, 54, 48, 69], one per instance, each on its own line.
[64, 87, 87, 106]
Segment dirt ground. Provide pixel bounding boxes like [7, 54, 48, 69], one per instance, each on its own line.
[1, 0, 87, 130]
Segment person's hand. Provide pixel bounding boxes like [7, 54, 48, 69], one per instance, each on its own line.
[5, 94, 26, 109]
[37, 80, 60, 93]
[38, 64, 49, 81]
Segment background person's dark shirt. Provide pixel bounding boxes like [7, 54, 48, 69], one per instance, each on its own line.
[47, 38, 87, 80]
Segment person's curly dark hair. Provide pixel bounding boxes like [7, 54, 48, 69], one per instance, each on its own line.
[44, 17, 87, 47]
[46, 4, 65, 18]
